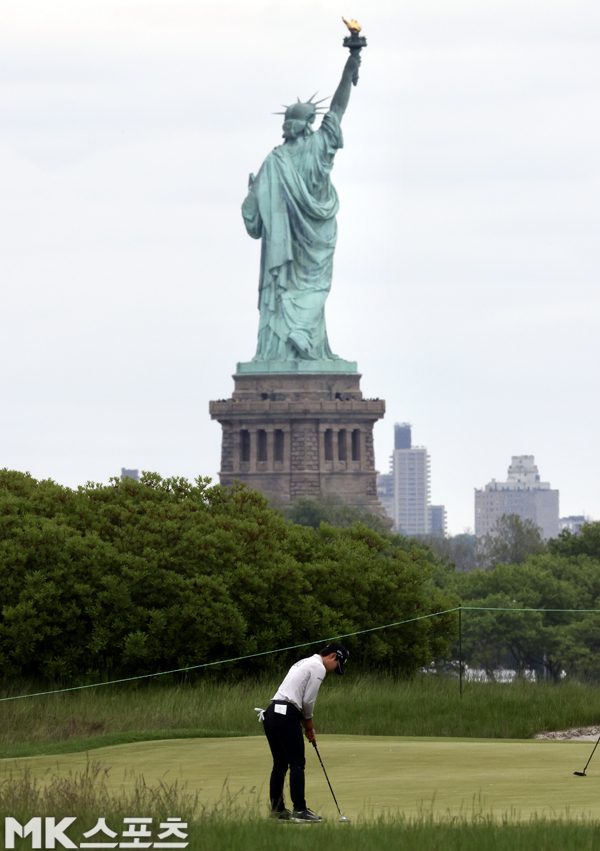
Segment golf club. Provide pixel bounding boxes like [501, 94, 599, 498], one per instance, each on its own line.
[311, 740, 351, 823]
[573, 734, 600, 776]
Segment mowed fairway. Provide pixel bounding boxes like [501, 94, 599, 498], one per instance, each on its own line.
[1, 735, 598, 822]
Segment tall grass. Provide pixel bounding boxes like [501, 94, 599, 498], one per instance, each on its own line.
[0, 760, 199, 842]
[317, 675, 600, 739]
[184, 819, 598, 851]
[0, 765, 596, 851]
[1, 675, 599, 757]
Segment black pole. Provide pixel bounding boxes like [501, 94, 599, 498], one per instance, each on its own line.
[573, 734, 600, 776]
[459, 606, 462, 699]
[312, 740, 343, 816]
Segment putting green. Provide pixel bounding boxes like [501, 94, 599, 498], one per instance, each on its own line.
[2, 735, 598, 822]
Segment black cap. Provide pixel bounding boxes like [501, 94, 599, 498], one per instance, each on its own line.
[322, 642, 350, 676]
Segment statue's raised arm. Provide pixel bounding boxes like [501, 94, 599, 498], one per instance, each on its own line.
[241, 21, 367, 365]
[330, 49, 362, 121]
[331, 17, 367, 121]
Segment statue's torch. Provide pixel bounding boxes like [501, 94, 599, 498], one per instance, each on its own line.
[342, 17, 367, 86]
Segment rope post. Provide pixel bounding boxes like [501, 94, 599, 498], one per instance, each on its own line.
[459, 605, 463, 700]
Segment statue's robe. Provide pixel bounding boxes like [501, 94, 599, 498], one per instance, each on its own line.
[242, 112, 343, 361]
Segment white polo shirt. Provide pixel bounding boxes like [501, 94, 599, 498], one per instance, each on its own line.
[271, 654, 326, 719]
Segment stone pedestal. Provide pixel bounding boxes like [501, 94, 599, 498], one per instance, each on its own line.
[209, 367, 388, 518]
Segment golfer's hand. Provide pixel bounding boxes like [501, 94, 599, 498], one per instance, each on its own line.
[303, 719, 316, 743]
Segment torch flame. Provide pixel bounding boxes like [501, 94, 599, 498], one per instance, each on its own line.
[342, 17, 362, 34]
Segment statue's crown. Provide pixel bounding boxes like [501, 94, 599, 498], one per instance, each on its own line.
[285, 102, 317, 122]
[274, 94, 329, 121]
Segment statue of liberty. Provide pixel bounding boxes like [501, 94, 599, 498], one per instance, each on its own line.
[241, 23, 365, 363]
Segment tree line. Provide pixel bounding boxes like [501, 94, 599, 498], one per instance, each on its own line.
[3, 469, 598, 684]
[289, 499, 600, 681]
[425, 516, 600, 680]
[0, 470, 456, 682]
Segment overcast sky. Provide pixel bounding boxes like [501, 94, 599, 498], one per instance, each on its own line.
[1, 0, 599, 533]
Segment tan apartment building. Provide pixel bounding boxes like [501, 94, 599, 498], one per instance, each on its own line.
[475, 455, 559, 540]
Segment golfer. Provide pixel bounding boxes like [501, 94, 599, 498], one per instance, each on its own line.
[259, 642, 349, 823]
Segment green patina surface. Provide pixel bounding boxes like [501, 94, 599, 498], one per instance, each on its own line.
[240, 45, 363, 367]
[236, 360, 358, 375]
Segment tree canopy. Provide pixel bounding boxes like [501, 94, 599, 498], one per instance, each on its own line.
[476, 514, 547, 570]
[435, 544, 600, 680]
[549, 521, 600, 561]
[412, 532, 478, 573]
[0, 470, 457, 682]
[284, 495, 391, 536]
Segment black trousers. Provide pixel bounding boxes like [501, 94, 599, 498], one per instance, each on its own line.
[263, 701, 306, 812]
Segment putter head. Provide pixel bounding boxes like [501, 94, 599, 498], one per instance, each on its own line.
[573, 771, 587, 776]
[339, 815, 351, 823]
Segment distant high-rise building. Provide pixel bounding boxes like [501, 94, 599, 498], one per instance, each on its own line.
[394, 423, 412, 450]
[377, 424, 445, 536]
[121, 468, 139, 482]
[393, 440, 430, 535]
[428, 505, 447, 536]
[474, 455, 559, 540]
[558, 515, 589, 534]
[376, 471, 395, 521]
